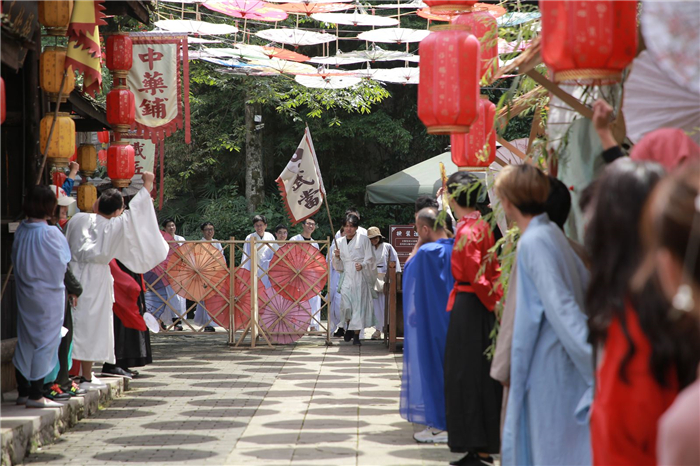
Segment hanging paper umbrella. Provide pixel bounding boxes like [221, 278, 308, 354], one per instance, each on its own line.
[498, 38, 530, 55]
[202, 267, 268, 330]
[268, 243, 328, 302]
[496, 11, 541, 27]
[167, 242, 228, 302]
[374, 66, 419, 85]
[357, 28, 431, 44]
[416, 3, 505, 21]
[235, 43, 310, 62]
[295, 74, 362, 89]
[203, 0, 289, 21]
[255, 28, 337, 47]
[154, 19, 239, 35]
[266, 0, 353, 3]
[311, 11, 399, 27]
[187, 37, 224, 44]
[374, 0, 426, 9]
[344, 45, 416, 62]
[275, 2, 351, 16]
[261, 294, 312, 344]
[248, 58, 318, 74]
[308, 53, 370, 66]
[197, 46, 268, 60]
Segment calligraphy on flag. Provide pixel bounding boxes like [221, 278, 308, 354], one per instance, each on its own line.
[276, 128, 326, 225]
[127, 33, 191, 143]
[122, 137, 156, 181]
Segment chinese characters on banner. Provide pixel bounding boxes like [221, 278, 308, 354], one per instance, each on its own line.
[127, 32, 191, 144]
[122, 137, 156, 181]
[390, 225, 419, 267]
[276, 127, 326, 225]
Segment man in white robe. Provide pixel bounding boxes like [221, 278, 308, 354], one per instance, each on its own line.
[242, 215, 275, 288]
[332, 214, 376, 346]
[65, 172, 168, 390]
[194, 221, 224, 331]
[327, 237, 344, 336]
[290, 218, 322, 332]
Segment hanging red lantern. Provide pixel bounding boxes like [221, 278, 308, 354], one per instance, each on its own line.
[97, 130, 110, 144]
[540, 0, 637, 84]
[424, 1, 477, 12]
[106, 84, 135, 134]
[106, 34, 133, 79]
[418, 29, 480, 135]
[98, 149, 108, 164]
[450, 97, 496, 170]
[107, 141, 135, 188]
[452, 11, 498, 81]
[0, 77, 5, 125]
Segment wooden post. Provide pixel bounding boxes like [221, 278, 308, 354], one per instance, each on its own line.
[250, 235, 258, 347]
[388, 262, 398, 352]
[228, 237, 236, 346]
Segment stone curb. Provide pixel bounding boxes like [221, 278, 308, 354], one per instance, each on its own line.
[0, 376, 128, 466]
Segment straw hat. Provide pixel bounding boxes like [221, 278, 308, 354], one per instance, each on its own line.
[367, 226, 383, 239]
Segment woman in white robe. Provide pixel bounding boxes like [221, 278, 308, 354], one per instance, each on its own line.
[367, 227, 401, 340]
[65, 173, 168, 387]
[332, 214, 376, 346]
[12, 186, 72, 407]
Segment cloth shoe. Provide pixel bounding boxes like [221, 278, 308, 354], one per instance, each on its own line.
[353, 332, 362, 346]
[449, 452, 494, 466]
[413, 426, 448, 444]
[79, 376, 107, 391]
[45, 383, 71, 401]
[203, 326, 216, 333]
[101, 364, 133, 379]
[26, 398, 63, 409]
[16, 396, 28, 405]
[333, 328, 345, 338]
[344, 330, 355, 342]
[371, 329, 382, 340]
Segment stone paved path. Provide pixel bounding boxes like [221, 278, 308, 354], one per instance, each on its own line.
[23, 333, 460, 465]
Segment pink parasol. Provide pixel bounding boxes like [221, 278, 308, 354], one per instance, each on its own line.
[235, 43, 310, 62]
[167, 242, 228, 302]
[202, 267, 268, 330]
[203, 0, 288, 21]
[261, 294, 312, 344]
[268, 243, 327, 302]
[416, 3, 505, 21]
[275, 2, 351, 16]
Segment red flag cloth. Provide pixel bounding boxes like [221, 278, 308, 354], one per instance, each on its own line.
[109, 259, 147, 331]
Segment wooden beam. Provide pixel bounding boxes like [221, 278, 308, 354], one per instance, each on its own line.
[525, 69, 594, 120]
[497, 136, 528, 160]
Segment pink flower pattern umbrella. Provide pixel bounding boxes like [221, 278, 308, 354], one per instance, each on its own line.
[261, 294, 312, 344]
[203, 0, 288, 21]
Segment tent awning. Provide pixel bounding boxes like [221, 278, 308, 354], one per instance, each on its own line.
[365, 152, 485, 205]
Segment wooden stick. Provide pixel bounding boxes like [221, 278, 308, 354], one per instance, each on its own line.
[525, 69, 594, 120]
[497, 136, 528, 160]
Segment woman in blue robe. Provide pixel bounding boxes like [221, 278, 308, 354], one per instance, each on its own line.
[12, 186, 72, 408]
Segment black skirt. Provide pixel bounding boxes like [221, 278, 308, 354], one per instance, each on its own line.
[444, 292, 503, 454]
[114, 262, 152, 368]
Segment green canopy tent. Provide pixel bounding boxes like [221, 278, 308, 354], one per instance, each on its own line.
[365, 152, 486, 204]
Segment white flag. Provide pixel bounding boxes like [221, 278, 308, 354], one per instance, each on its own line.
[276, 127, 326, 225]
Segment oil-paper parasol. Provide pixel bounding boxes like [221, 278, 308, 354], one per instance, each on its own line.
[261, 294, 312, 344]
[268, 243, 327, 302]
[203, 0, 288, 21]
[167, 242, 228, 302]
[344, 45, 415, 62]
[357, 28, 430, 45]
[235, 44, 310, 61]
[295, 74, 362, 89]
[275, 2, 351, 16]
[154, 19, 239, 35]
[255, 28, 337, 47]
[311, 11, 399, 27]
[374, 66, 419, 84]
[308, 53, 370, 66]
[416, 3, 505, 21]
[248, 58, 317, 75]
[202, 267, 267, 330]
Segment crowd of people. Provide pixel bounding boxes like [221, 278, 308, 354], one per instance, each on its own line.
[399, 103, 700, 466]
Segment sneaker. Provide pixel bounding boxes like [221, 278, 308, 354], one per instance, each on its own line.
[371, 329, 382, 340]
[26, 398, 63, 408]
[79, 377, 107, 391]
[413, 426, 448, 444]
[16, 396, 28, 405]
[45, 384, 71, 401]
[449, 452, 494, 466]
[63, 382, 87, 396]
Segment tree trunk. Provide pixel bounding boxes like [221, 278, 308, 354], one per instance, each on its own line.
[245, 98, 264, 213]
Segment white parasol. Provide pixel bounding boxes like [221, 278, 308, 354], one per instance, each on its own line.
[154, 19, 239, 35]
[187, 37, 224, 44]
[357, 28, 430, 44]
[307, 53, 370, 66]
[255, 28, 337, 46]
[311, 11, 399, 27]
[194, 47, 266, 60]
[295, 74, 362, 89]
[373, 66, 419, 85]
[343, 45, 415, 62]
[374, 0, 426, 9]
[248, 58, 318, 75]
[622, 50, 700, 144]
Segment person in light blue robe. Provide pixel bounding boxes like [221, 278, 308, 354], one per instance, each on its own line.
[12, 186, 71, 403]
[496, 165, 593, 466]
[400, 208, 454, 438]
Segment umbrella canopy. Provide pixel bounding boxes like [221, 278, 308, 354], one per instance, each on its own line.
[167, 242, 228, 302]
[255, 28, 337, 46]
[344, 45, 415, 62]
[235, 43, 310, 61]
[374, 0, 426, 9]
[187, 36, 224, 44]
[198, 46, 268, 60]
[373, 66, 419, 84]
[275, 2, 351, 16]
[357, 28, 431, 44]
[366, 151, 487, 204]
[266, 0, 353, 3]
[261, 294, 312, 344]
[269, 243, 327, 302]
[311, 11, 399, 27]
[248, 58, 317, 74]
[203, 0, 288, 21]
[308, 54, 370, 66]
[202, 267, 267, 330]
[154, 19, 239, 35]
[416, 3, 505, 21]
[496, 11, 540, 27]
[295, 74, 362, 89]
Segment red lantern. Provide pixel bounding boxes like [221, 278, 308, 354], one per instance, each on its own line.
[0, 77, 5, 125]
[107, 141, 135, 188]
[453, 11, 498, 80]
[106, 85, 135, 134]
[540, 0, 637, 83]
[418, 30, 480, 135]
[425, 0, 477, 12]
[98, 149, 107, 164]
[97, 130, 110, 144]
[106, 34, 133, 79]
[450, 97, 496, 170]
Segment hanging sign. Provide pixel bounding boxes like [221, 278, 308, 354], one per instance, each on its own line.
[121, 136, 156, 181]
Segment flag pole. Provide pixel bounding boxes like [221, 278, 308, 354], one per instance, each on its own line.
[325, 198, 340, 251]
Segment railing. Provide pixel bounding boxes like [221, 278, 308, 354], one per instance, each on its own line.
[143, 237, 331, 348]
